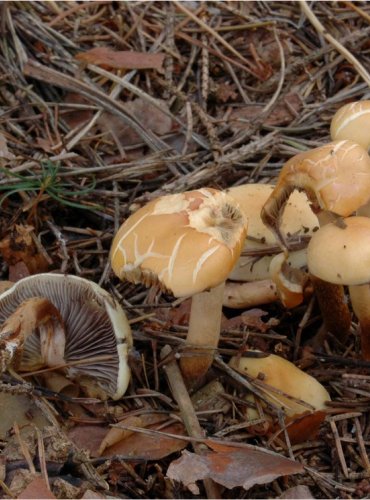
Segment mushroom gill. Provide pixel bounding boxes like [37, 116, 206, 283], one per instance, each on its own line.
[0, 274, 132, 400]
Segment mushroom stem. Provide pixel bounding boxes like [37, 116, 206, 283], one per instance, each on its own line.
[349, 284, 370, 360]
[310, 276, 351, 343]
[223, 279, 278, 308]
[180, 282, 225, 387]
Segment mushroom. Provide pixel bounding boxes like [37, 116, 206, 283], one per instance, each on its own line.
[261, 140, 370, 249]
[261, 140, 370, 337]
[330, 100, 370, 150]
[0, 274, 132, 400]
[225, 184, 318, 308]
[110, 188, 246, 386]
[307, 216, 370, 358]
[229, 351, 330, 419]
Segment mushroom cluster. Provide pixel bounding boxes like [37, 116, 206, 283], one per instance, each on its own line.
[260, 98, 370, 358]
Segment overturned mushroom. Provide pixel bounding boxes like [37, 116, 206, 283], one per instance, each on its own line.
[0, 274, 132, 400]
[110, 188, 246, 386]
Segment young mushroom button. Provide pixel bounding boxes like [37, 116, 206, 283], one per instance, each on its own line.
[110, 188, 247, 387]
[307, 216, 370, 359]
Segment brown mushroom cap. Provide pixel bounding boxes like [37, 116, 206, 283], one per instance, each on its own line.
[331, 100, 370, 150]
[111, 188, 247, 297]
[0, 274, 132, 400]
[307, 216, 370, 285]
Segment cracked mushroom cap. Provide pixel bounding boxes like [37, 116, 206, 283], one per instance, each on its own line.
[331, 100, 370, 150]
[261, 140, 370, 244]
[110, 188, 247, 297]
[0, 274, 132, 400]
[307, 216, 370, 285]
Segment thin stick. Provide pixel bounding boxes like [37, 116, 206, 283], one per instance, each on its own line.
[160, 345, 221, 499]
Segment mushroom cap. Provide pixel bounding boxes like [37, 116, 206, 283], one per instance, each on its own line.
[307, 216, 370, 285]
[111, 188, 247, 297]
[331, 100, 370, 150]
[229, 351, 330, 417]
[226, 184, 318, 248]
[0, 274, 132, 400]
[274, 140, 370, 216]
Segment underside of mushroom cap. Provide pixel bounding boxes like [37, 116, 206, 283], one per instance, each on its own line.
[111, 188, 247, 297]
[0, 274, 132, 400]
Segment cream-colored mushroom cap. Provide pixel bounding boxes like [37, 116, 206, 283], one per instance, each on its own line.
[226, 184, 318, 247]
[262, 140, 370, 240]
[111, 188, 246, 297]
[331, 100, 370, 150]
[307, 216, 370, 285]
[229, 351, 330, 417]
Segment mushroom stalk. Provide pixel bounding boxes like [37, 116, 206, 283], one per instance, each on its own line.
[223, 279, 277, 309]
[349, 284, 370, 360]
[310, 276, 351, 343]
[180, 282, 224, 386]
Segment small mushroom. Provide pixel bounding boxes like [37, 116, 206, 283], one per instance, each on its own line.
[330, 100, 370, 150]
[226, 184, 317, 308]
[261, 140, 370, 249]
[307, 216, 370, 358]
[110, 188, 246, 386]
[0, 274, 132, 400]
[229, 351, 330, 418]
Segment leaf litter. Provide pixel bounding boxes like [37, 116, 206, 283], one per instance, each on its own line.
[0, 1, 370, 498]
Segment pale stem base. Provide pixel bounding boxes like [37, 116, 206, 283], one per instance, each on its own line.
[180, 282, 224, 387]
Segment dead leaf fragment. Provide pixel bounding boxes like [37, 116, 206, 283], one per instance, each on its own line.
[75, 47, 165, 72]
[280, 485, 315, 499]
[229, 93, 302, 133]
[98, 97, 173, 147]
[0, 224, 50, 276]
[17, 475, 56, 499]
[167, 446, 303, 492]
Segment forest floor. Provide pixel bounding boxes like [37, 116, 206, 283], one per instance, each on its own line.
[1, 2, 370, 499]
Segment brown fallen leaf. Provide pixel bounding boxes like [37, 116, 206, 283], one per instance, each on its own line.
[104, 421, 186, 460]
[17, 475, 56, 499]
[97, 97, 173, 147]
[229, 93, 302, 133]
[285, 410, 327, 445]
[0, 224, 50, 276]
[221, 308, 279, 332]
[75, 47, 165, 72]
[167, 445, 303, 493]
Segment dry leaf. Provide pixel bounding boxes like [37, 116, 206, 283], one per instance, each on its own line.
[75, 47, 165, 72]
[17, 475, 56, 499]
[286, 410, 327, 445]
[222, 308, 279, 332]
[229, 93, 302, 133]
[167, 445, 303, 493]
[0, 224, 50, 276]
[105, 422, 186, 460]
[98, 98, 173, 147]
[68, 425, 107, 457]
[98, 415, 144, 456]
[61, 92, 94, 130]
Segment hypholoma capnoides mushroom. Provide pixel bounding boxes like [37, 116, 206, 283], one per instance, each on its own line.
[307, 216, 370, 359]
[0, 273, 132, 400]
[110, 187, 246, 386]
